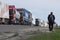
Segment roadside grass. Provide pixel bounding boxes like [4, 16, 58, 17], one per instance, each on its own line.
[25, 28, 60, 40]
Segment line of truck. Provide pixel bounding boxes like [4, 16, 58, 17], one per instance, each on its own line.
[0, 3, 33, 25]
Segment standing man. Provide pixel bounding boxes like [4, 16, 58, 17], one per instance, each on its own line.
[48, 12, 55, 31]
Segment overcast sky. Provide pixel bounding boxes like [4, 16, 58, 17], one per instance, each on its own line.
[1, 0, 60, 25]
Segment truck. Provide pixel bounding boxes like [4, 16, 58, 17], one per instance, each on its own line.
[35, 18, 46, 27]
[16, 8, 33, 25]
[0, 4, 17, 24]
[8, 5, 16, 24]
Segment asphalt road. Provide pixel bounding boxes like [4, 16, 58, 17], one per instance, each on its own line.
[0, 25, 48, 32]
[0, 25, 32, 32]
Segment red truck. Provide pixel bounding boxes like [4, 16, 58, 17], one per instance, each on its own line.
[8, 5, 16, 24]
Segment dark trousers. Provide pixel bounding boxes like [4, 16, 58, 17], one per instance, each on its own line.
[49, 22, 54, 31]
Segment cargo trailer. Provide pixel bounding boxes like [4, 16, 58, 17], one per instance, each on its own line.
[0, 1, 9, 24]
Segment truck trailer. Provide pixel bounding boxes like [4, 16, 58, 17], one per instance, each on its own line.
[0, 1, 9, 24]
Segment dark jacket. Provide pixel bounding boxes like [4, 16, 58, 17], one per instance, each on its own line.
[48, 14, 55, 22]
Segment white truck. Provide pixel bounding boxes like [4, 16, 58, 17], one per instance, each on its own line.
[0, 1, 9, 24]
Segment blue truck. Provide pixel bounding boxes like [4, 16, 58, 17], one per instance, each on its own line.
[16, 8, 33, 25]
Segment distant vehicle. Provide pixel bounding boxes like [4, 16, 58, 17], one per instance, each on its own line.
[35, 18, 39, 26]
[35, 18, 46, 27]
[17, 8, 33, 25]
[8, 5, 16, 24]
